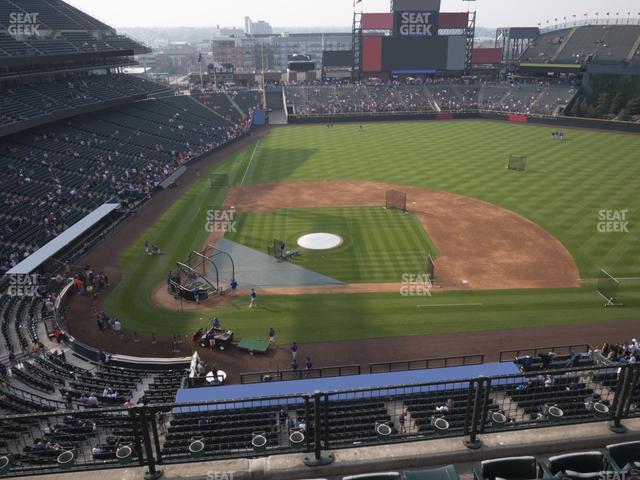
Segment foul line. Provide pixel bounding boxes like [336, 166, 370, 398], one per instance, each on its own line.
[240, 140, 260, 185]
[417, 303, 483, 308]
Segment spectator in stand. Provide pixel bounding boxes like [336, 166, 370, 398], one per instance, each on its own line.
[102, 386, 117, 399]
[544, 375, 555, 387]
[85, 393, 99, 407]
[399, 411, 407, 434]
[113, 318, 122, 335]
[65, 392, 73, 410]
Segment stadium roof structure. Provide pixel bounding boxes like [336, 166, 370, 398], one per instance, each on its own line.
[0, 0, 150, 65]
[7, 203, 120, 275]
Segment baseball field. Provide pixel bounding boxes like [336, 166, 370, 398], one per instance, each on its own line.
[103, 120, 640, 345]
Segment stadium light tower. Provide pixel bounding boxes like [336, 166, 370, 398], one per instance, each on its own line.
[462, 0, 476, 12]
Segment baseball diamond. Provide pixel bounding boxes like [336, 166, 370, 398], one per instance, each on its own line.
[82, 120, 640, 347]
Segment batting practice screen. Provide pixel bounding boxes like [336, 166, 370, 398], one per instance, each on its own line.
[596, 269, 622, 306]
[386, 190, 407, 212]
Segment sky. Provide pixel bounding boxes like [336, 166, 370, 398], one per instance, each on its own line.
[65, 0, 640, 29]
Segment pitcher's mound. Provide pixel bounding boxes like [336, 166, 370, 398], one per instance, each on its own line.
[297, 233, 343, 250]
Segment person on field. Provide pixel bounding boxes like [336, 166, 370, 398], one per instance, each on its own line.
[192, 287, 200, 304]
[269, 327, 275, 344]
[230, 278, 238, 295]
[249, 288, 257, 308]
[305, 356, 312, 376]
[291, 342, 298, 360]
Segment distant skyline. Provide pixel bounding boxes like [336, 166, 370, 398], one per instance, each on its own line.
[65, 0, 639, 29]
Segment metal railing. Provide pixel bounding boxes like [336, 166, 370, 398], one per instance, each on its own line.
[498, 344, 591, 362]
[1, 362, 639, 477]
[369, 354, 484, 374]
[240, 364, 361, 384]
[540, 16, 640, 34]
[240, 355, 484, 383]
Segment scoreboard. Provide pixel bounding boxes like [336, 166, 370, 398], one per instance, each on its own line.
[382, 36, 448, 71]
[360, 0, 469, 73]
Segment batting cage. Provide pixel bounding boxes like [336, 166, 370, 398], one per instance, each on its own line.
[185, 245, 235, 295]
[385, 190, 407, 212]
[596, 269, 623, 307]
[506, 154, 527, 172]
[170, 262, 216, 301]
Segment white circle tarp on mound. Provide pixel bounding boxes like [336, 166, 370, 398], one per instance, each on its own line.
[297, 233, 343, 250]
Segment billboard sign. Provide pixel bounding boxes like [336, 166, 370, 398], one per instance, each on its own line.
[395, 11, 439, 36]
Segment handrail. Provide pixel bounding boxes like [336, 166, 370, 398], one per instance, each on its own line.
[498, 344, 592, 362]
[240, 364, 361, 384]
[369, 354, 484, 374]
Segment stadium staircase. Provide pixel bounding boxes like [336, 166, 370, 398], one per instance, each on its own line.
[224, 92, 248, 120]
[627, 31, 640, 63]
[550, 27, 577, 63]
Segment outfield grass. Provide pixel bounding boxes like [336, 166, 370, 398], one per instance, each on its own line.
[105, 121, 640, 343]
[225, 207, 437, 283]
[244, 121, 640, 279]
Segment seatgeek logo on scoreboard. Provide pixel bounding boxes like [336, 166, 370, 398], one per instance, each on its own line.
[395, 11, 438, 36]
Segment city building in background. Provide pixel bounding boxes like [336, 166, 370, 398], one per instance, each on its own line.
[244, 16, 273, 35]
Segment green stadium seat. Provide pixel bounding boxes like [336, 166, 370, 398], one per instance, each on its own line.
[473, 456, 548, 480]
[405, 464, 459, 480]
[545, 451, 614, 479]
[605, 441, 640, 474]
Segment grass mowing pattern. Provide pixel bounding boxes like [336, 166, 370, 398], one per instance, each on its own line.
[226, 207, 437, 283]
[104, 121, 640, 343]
[246, 121, 640, 279]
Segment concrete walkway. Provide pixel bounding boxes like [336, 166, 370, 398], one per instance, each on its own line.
[30, 417, 640, 480]
[214, 238, 343, 289]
